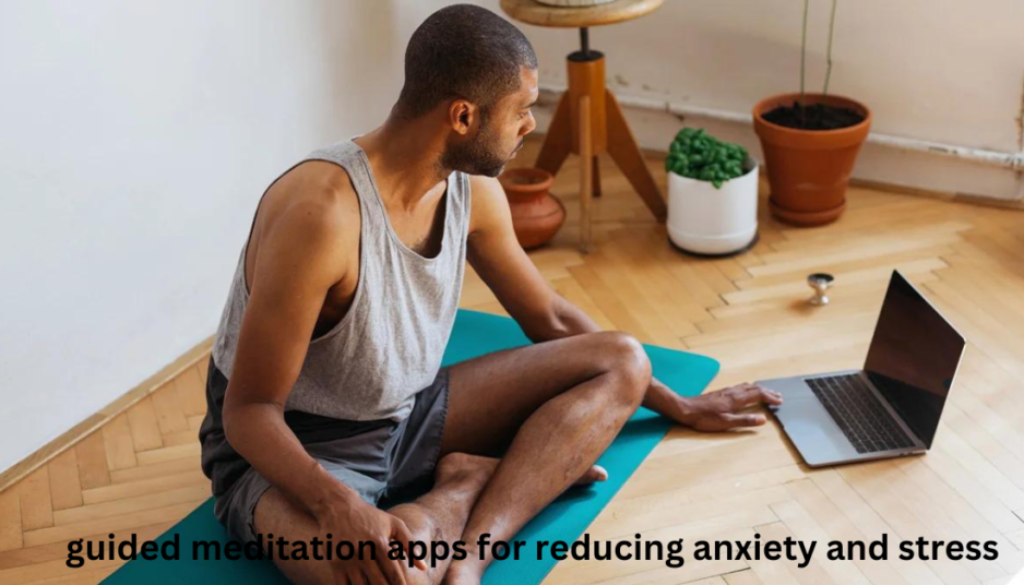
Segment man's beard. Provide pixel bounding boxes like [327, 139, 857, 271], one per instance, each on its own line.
[441, 125, 519, 178]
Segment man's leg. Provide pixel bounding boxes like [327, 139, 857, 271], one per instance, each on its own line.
[252, 453, 499, 585]
[252, 452, 607, 585]
[440, 331, 651, 584]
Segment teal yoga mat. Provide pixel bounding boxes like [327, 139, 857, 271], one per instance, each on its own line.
[101, 309, 719, 585]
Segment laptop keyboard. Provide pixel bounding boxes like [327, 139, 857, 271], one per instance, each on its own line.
[806, 374, 916, 454]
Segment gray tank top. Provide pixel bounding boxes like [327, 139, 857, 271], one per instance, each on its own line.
[211, 138, 471, 422]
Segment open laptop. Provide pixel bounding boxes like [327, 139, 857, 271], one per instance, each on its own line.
[757, 270, 966, 467]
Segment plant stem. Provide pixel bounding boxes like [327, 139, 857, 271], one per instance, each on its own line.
[798, 0, 806, 128]
[800, 0, 809, 125]
[823, 0, 838, 96]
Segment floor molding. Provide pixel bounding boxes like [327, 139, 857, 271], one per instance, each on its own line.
[531, 91, 1024, 203]
[0, 336, 214, 494]
[639, 144, 1024, 211]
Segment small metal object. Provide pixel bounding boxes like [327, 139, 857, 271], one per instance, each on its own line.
[807, 273, 834, 306]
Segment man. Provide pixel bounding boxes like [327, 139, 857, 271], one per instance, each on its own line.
[199, 5, 781, 585]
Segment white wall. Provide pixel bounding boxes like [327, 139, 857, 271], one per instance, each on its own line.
[399, 0, 1024, 200]
[0, 1, 403, 473]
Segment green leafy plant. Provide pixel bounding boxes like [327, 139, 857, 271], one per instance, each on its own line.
[665, 128, 749, 189]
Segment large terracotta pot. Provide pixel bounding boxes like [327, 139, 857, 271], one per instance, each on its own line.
[753, 93, 871, 226]
[498, 167, 566, 250]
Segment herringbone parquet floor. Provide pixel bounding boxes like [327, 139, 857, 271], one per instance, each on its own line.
[2, 138, 1023, 585]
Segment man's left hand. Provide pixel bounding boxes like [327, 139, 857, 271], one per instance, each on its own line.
[672, 382, 783, 432]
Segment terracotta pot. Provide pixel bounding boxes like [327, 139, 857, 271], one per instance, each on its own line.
[498, 167, 566, 250]
[753, 93, 871, 226]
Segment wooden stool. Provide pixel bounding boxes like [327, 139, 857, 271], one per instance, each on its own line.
[501, 0, 667, 252]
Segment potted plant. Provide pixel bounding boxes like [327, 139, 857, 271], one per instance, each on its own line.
[666, 128, 759, 256]
[753, 0, 870, 226]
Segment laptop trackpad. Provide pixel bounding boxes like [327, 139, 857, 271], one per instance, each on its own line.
[773, 398, 857, 467]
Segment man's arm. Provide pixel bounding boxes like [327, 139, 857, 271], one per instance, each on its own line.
[222, 198, 355, 516]
[221, 195, 421, 583]
[466, 175, 781, 431]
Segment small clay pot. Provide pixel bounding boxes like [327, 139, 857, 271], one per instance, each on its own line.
[498, 167, 566, 250]
[753, 93, 871, 226]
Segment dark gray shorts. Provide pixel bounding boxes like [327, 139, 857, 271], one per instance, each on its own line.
[198, 359, 450, 545]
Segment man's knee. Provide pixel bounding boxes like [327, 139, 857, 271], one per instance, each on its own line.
[595, 331, 651, 405]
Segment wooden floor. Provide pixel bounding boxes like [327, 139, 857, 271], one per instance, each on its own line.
[2, 138, 1023, 585]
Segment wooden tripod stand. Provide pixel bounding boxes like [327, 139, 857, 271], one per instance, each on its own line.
[500, 0, 668, 251]
[537, 33, 667, 251]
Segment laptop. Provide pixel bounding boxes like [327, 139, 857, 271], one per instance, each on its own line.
[757, 270, 966, 467]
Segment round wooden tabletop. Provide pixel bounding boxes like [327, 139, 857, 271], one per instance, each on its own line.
[500, 0, 664, 28]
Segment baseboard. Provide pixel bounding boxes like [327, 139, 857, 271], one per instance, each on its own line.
[0, 336, 215, 494]
[532, 90, 1024, 204]
[846, 177, 1023, 210]
[952, 191, 1024, 210]
[537, 134, 1024, 212]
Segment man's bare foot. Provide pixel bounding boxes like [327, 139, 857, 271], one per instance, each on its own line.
[434, 452, 502, 498]
[575, 464, 608, 486]
[434, 460, 606, 585]
[431, 457, 604, 585]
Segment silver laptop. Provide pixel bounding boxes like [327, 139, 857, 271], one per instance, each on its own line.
[758, 270, 966, 467]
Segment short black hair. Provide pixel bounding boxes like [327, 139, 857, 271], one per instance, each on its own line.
[396, 4, 537, 120]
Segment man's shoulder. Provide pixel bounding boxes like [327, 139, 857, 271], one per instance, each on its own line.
[467, 173, 502, 196]
[271, 161, 360, 233]
[466, 174, 508, 215]
[466, 173, 511, 232]
[254, 163, 361, 269]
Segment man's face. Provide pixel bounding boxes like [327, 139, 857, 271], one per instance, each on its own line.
[442, 66, 539, 177]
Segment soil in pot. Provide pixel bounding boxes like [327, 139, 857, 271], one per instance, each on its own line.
[763, 101, 865, 131]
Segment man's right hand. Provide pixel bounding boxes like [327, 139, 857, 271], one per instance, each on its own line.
[316, 499, 428, 585]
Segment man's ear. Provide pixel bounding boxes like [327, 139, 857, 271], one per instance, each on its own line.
[448, 99, 475, 136]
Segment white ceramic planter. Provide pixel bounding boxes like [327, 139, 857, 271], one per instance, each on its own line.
[667, 158, 759, 256]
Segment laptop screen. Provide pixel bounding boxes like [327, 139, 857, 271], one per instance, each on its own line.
[863, 271, 965, 448]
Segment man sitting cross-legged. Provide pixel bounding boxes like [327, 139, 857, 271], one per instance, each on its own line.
[198, 5, 781, 585]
